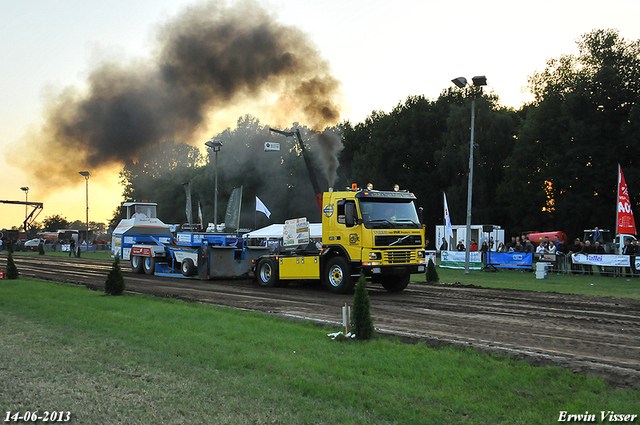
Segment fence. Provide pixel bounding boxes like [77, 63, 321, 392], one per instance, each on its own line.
[438, 250, 638, 278]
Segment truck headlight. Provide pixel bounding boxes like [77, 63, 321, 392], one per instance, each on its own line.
[369, 252, 381, 260]
[417, 251, 425, 258]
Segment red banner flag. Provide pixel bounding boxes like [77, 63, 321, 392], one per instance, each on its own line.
[617, 164, 636, 235]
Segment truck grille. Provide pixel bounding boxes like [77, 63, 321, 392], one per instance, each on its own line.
[375, 235, 422, 247]
[384, 250, 416, 264]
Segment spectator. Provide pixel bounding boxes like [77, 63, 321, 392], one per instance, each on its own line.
[424, 239, 434, 250]
[439, 237, 448, 252]
[456, 240, 465, 251]
[469, 239, 478, 252]
[536, 242, 546, 254]
[480, 241, 489, 265]
[569, 238, 582, 274]
[622, 238, 635, 277]
[594, 241, 607, 276]
[497, 242, 505, 253]
[513, 241, 524, 252]
[505, 236, 516, 252]
[524, 239, 535, 253]
[581, 240, 595, 275]
[489, 236, 495, 251]
[546, 241, 556, 254]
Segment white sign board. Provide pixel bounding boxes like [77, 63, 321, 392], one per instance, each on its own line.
[264, 142, 280, 151]
[283, 218, 309, 246]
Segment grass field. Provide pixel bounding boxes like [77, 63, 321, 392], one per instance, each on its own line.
[0, 278, 638, 424]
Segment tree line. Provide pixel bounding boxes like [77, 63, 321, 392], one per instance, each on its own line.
[108, 29, 639, 242]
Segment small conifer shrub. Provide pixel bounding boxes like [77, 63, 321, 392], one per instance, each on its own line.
[105, 255, 125, 296]
[426, 258, 439, 283]
[6, 252, 19, 279]
[352, 273, 375, 340]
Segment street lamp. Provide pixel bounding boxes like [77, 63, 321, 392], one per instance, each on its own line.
[204, 139, 223, 232]
[20, 187, 29, 231]
[78, 171, 90, 243]
[451, 75, 488, 274]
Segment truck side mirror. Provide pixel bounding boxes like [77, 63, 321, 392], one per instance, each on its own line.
[345, 202, 356, 227]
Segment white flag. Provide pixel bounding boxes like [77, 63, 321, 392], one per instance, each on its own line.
[198, 202, 203, 229]
[256, 196, 271, 218]
[443, 193, 454, 239]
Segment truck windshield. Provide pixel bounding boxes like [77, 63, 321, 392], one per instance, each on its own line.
[359, 199, 421, 229]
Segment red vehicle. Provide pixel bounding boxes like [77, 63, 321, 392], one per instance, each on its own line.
[526, 231, 568, 247]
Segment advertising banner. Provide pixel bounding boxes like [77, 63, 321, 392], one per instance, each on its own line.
[571, 253, 630, 267]
[487, 252, 533, 269]
[440, 250, 482, 270]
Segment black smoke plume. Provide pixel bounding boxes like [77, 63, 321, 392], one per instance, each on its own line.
[9, 0, 343, 190]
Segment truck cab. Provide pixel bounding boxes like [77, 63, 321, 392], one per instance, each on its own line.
[254, 184, 426, 294]
[323, 185, 425, 291]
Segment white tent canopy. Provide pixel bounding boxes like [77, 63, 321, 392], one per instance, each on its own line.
[245, 223, 322, 241]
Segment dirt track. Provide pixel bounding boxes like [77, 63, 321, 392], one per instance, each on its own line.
[4, 254, 640, 389]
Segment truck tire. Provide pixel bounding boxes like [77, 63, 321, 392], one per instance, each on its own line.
[257, 258, 279, 287]
[130, 256, 144, 274]
[379, 273, 410, 292]
[143, 257, 155, 275]
[324, 257, 354, 294]
[181, 258, 195, 276]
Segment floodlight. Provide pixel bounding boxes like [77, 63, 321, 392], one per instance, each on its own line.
[451, 77, 467, 88]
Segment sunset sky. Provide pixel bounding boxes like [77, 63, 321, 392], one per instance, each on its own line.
[1, 0, 639, 231]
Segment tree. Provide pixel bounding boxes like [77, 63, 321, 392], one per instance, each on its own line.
[105, 255, 125, 295]
[6, 252, 19, 279]
[426, 258, 439, 283]
[42, 215, 70, 232]
[498, 29, 640, 238]
[352, 273, 375, 340]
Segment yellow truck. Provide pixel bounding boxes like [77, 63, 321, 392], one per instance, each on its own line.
[254, 184, 427, 293]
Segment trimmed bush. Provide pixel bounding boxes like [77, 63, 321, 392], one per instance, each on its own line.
[38, 243, 45, 255]
[426, 258, 439, 283]
[104, 255, 125, 296]
[352, 273, 375, 340]
[6, 252, 19, 279]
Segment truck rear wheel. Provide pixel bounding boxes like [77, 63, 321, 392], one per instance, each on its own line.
[257, 258, 279, 287]
[131, 256, 144, 274]
[143, 257, 155, 275]
[181, 258, 195, 276]
[379, 273, 410, 292]
[324, 257, 354, 294]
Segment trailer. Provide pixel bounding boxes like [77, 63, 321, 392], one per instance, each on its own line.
[111, 201, 269, 278]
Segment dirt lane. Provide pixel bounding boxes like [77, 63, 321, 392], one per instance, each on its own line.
[4, 254, 640, 388]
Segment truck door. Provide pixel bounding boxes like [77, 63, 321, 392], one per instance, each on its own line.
[338, 200, 362, 261]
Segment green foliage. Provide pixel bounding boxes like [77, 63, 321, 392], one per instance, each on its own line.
[38, 243, 45, 255]
[352, 273, 374, 340]
[41, 214, 70, 232]
[498, 29, 640, 238]
[104, 255, 125, 296]
[6, 252, 19, 279]
[426, 258, 439, 283]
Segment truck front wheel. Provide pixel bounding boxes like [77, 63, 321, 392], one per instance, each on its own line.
[131, 256, 144, 274]
[143, 257, 156, 275]
[257, 258, 279, 287]
[324, 257, 354, 294]
[377, 273, 410, 292]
